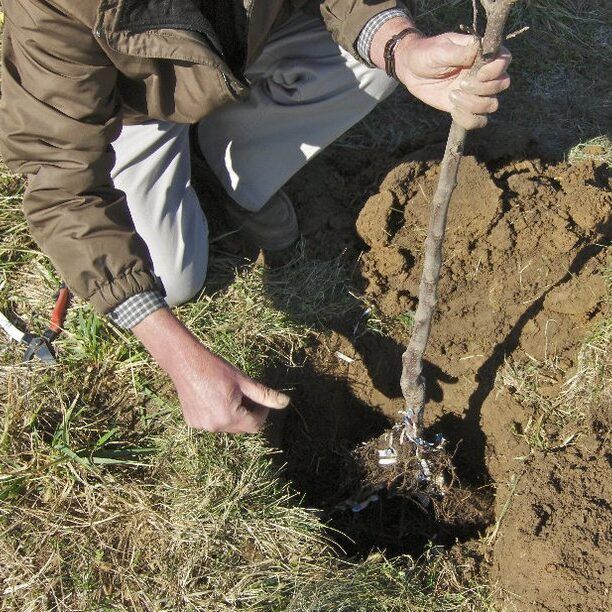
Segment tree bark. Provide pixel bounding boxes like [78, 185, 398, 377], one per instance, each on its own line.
[400, 0, 517, 440]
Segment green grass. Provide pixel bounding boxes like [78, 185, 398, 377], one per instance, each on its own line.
[0, 163, 34, 281]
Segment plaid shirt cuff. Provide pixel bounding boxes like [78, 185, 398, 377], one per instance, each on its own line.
[108, 291, 168, 329]
[356, 8, 413, 66]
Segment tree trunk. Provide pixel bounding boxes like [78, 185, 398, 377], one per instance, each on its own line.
[400, 0, 518, 441]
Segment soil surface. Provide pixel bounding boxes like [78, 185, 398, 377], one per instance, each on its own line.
[276, 148, 611, 611]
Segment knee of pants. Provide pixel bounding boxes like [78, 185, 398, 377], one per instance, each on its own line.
[363, 69, 398, 103]
[160, 261, 208, 308]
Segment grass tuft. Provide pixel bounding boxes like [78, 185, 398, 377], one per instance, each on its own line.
[286, 550, 493, 611]
[567, 136, 612, 167]
[500, 259, 611, 451]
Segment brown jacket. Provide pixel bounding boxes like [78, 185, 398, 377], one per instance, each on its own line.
[0, 0, 402, 313]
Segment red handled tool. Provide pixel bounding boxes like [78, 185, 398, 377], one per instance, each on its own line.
[0, 283, 71, 364]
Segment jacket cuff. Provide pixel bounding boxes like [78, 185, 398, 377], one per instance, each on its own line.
[87, 267, 163, 314]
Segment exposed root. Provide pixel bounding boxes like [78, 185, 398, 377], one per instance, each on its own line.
[327, 429, 491, 554]
[355, 432, 453, 498]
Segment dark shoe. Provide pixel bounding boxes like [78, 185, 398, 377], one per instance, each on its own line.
[223, 189, 299, 252]
[190, 128, 299, 252]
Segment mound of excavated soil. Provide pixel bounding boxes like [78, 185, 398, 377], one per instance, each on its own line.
[281, 155, 610, 611]
[357, 156, 608, 351]
[354, 156, 610, 610]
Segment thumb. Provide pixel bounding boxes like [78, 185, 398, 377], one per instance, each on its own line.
[435, 33, 479, 68]
[241, 378, 290, 410]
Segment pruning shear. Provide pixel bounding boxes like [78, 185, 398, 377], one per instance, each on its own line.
[0, 283, 71, 364]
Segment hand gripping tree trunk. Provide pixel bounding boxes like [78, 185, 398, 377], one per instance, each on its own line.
[400, 0, 517, 442]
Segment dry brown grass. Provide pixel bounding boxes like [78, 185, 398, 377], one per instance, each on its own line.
[2, 1, 609, 609]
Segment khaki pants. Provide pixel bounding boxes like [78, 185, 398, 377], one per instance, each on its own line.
[111, 12, 396, 306]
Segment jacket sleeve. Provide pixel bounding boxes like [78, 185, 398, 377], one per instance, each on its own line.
[316, 1, 416, 59]
[0, 0, 159, 314]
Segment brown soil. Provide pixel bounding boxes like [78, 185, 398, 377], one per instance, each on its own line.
[277, 151, 611, 611]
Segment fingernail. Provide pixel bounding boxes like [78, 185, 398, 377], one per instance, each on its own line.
[449, 90, 458, 103]
[459, 79, 469, 90]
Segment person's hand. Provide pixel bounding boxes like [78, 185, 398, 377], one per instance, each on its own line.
[171, 344, 289, 432]
[132, 307, 289, 433]
[395, 32, 512, 130]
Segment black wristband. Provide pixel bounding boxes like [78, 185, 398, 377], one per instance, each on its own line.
[384, 27, 423, 79]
